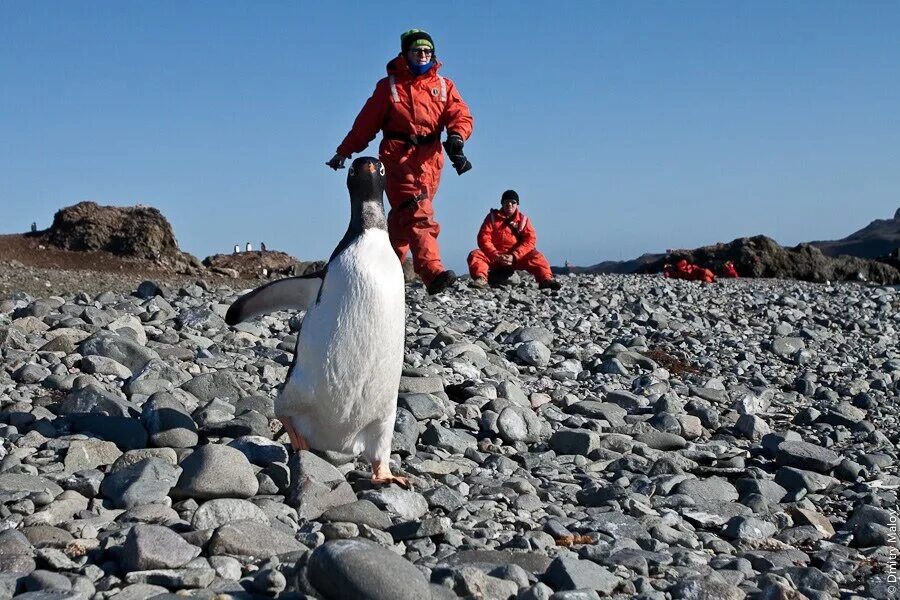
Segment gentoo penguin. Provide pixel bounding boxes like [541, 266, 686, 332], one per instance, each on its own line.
[246, 242, 253, 252]
[226, 157, 407, 486]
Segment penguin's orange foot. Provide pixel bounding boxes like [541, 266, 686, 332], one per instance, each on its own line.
[371, 460, 410, 488]
[278, 417, 310, 451]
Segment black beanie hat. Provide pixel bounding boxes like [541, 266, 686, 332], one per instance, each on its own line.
[401, 29, 435, 53]
[501, 190, 519, 204]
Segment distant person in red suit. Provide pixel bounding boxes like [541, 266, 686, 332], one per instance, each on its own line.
[467, 190, 561, 290]
[664, 258, 716, 283]
[720, 261, 739, 278]
[326, 29, 474, 295]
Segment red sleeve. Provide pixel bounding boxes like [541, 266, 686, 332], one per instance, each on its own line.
[511, 216, 537, 260]
[336, 79, 390, 158]
[477, 214, 499, 261]
[440, 78, 474, 139]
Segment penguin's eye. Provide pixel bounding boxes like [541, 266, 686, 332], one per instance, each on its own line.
[348, 166, 356, 176]
[378, 164, 385, 176]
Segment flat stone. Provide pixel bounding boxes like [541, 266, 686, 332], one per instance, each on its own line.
[568, 401, 627, 426]
[172, 444, 259, 500]
[321, 500, 392, 530]
[0, 474, 62, 498]
[604, 390, 649, 412]
[100, 458, 181, 509]
[124, 568, 215, 589]
[208, 520, 305, 558]
[549, 429, 600, 456]
[361, 487, 428, 520]
[791, 507, 836, 537]
[723, 516, 778, 540]
[635, 431, 687, 450]
[227, 436, 288, 466]
[0, 529, 36, 575]
[497, 406, 543, 443]
[180, 370, 247, 403]
[191, 499, 270, 531]
[771, 337, 805, 359]
[439, 550, 553, 575]
[398, 393, 446, 420]
[398, 375, 444, 394]
[421, 424, 476, 454]
[774, 467, 839, 494]
[63, 440, 122, 474]
[516, 341, 551, 367]
[140, 392, 199, 448]
[674, 477, 739, 502]
[542, 557, 619, 594]
[386, 516, 450, 541]
[121, 524, 201, 572]
[78, 332, 158, 373]
[308, 538, 431, 600]
[775, 441, 841, 473]
[107, 583, 170, 600]
[671, 577, 746, 600]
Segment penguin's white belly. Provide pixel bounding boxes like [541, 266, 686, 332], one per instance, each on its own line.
[276, 229, 404, 459]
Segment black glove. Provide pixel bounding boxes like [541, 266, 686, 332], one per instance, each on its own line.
[443, 132, 472, 175]
[326, 153, 347, 170]
[444, 133, 464, 155]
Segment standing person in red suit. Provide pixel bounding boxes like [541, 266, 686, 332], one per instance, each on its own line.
[467, 190, 562, 290]
[326, 29, 474, 295]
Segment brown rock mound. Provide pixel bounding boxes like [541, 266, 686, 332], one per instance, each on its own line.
[40, 201, 203, 274]
[203, 250, 324, 279]
[46, 201, 179, 259]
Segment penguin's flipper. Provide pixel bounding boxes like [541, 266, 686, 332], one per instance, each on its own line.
[225, 272, 324, 325]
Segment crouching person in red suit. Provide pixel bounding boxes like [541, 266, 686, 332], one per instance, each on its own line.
[467, 190, 561, 290]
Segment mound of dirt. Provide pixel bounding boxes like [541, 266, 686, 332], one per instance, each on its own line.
[203, 250, 324, 279]
[638, 235, 900, 284]
[46, 201, 176, 258]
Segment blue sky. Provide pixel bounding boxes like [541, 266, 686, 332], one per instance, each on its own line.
[2, 2, 898, 269]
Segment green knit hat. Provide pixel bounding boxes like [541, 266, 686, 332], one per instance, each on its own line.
[401, 29, 435, 53]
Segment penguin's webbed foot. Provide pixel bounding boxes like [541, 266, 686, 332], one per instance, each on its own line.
[278, 417, 310, 451]
[371, 460, 410, 489]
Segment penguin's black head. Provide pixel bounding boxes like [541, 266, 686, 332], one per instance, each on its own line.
[347, 157, 385, 201]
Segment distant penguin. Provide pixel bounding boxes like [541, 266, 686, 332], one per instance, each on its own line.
[246, 242, 252, 252]
[234, 244, 240, 254]
[30, 222, 37, 233]
[226, 157, 407, 485]
[260, 242, 267, 252]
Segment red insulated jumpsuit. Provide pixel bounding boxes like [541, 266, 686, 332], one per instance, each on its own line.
[467, 208, 554, 283]
[336, 55, 474, 284]
[720, 261, 740, 278]
[664, 259, 716, 283]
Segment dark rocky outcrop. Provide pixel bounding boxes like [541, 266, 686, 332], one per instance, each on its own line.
[559, 208, 900, 284]
[636, 235, 899, 284]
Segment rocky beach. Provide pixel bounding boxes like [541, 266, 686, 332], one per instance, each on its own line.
[1, 271, 898, 600]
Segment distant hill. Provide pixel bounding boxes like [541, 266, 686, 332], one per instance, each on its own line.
[808, 207, 900, 259]
[552, 253, 663, 276]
